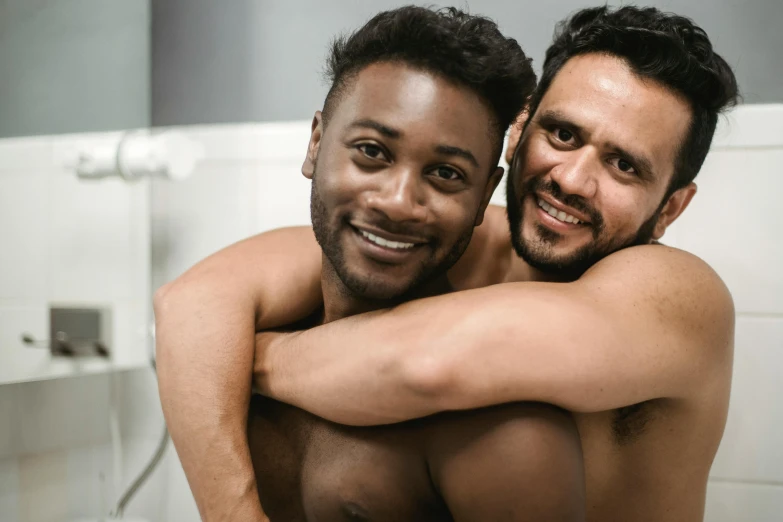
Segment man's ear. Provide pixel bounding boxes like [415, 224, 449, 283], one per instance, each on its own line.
[653, 182, 697, 240]
[302, 111, 324, 179]
[504, 108, 529, 166]
[475, 167, 505, 227]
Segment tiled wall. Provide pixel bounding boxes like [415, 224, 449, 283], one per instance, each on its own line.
[0, 369, 167, 522]
[0, 133, 152, 383]
[0, 131, 159, 522]
[662, 105, 783, 521]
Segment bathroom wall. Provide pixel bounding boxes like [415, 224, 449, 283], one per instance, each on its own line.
[0, 132, 159, 522]
[664, 105, 783, 521]
[151, 0, 783, 127]
[0, 0, 150, 138]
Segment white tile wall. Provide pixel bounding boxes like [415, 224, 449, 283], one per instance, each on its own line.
[47, 171, 141, 303]
[0, 385, 19, 458]
[0, 130, 151, 385]
[254, 161, 313, 233]
[0, 128, 160, 521]
[0, 459, 19, 522]
[0, 369, 167, 522]
[0, 169, 49, 304]
[0, 137, 54, 174]
[65, 444, 114, 520]
[705, 480, 783, 522]
[19, 451, 68, 522]
[120, 437, 170, 521]
[711, 317, 783, 483]
[0, 307, 48, 386]
[151, 162, 258, 285]
[117, 368, 163, 440]
[669, 105, 783, 518]
[13, 375, 111, 455]
[669, 148, 783, 314]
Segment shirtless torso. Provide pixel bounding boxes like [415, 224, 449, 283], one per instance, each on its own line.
[248, 393, 585, 521]
[445, 206, 731, 522]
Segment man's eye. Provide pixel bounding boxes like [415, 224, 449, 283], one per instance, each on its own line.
[555, 128, 574, 142]
[432, 166, 462, 181]
[612, 157, 637, 174]
[357, 143, 387, 161]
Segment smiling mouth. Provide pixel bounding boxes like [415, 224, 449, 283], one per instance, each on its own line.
[358, 229, 417, 250]
[536, 197, 586, 225]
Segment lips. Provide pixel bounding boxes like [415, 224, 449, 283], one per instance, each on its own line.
[358, 229, 416, 250]
[349, 223, 429, 264]
[537, 198, 583, 224]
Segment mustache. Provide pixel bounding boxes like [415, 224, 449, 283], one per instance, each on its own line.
[524, 178, 603, 228]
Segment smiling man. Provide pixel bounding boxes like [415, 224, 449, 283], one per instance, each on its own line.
[244, 8, 584, 521]
[155, 5, 739, 522]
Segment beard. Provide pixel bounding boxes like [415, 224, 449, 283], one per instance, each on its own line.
[310, 163, 475, 301]
[506, 171, 661, 281]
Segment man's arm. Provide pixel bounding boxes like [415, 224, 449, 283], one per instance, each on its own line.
[428, 402, 585, 522]
[256, 245, 735, 425]
[155, 226, 322, 521]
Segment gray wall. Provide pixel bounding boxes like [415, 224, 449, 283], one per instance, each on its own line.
[1, 0, 778, 135]
[0, 0, 151, 138]
[152, 0, 783, 127]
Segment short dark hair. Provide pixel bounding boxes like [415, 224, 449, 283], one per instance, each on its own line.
[322, 6, 536, 157]
[527, 5, 739, 193]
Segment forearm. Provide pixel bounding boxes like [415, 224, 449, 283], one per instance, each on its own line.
[256, 284, 566, 425]
[155, 281, 265, 521]
[257, 281, 685, 426]
[153, 227, 322, 519]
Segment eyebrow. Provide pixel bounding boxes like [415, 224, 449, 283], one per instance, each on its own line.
[538, 109, 656, 179]
[434, 144, 479, 168]
[348, 119, 401, 139]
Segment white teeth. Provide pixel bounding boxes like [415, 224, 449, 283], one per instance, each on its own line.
[537, 198, 581, 225]
[360, 230, 416, 250]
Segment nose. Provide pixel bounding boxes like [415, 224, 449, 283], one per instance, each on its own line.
[364, 167, 428, 223]
[549, 147, 599, 200]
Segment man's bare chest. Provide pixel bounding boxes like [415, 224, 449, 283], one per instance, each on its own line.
[248, 396, 450, 522]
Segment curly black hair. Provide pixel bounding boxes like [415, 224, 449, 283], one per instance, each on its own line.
[321, 6, 536, 156]
[529, 5, 740, 193]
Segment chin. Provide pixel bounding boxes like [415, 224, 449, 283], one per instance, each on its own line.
[346, 273, 413, 301]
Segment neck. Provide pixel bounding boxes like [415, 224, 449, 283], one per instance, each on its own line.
[321, 255, 452, 324]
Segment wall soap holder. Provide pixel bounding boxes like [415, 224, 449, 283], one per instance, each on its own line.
[22, 306, 112, 358]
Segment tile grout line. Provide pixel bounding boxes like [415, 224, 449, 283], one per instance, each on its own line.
[710, 477, 783, 488]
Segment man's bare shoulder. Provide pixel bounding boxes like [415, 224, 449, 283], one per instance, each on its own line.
[581, 244, 735, 355]
[448, 205, 515, 289]
[582, 244, 731, 301]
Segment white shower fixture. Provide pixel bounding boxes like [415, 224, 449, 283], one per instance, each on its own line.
[64, 129, 204, 181]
